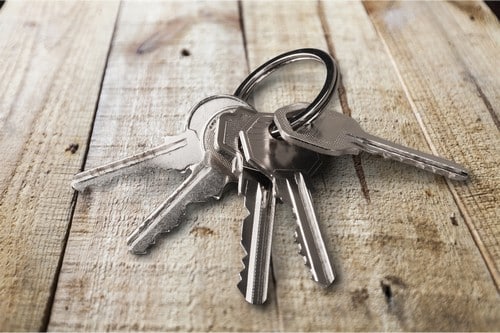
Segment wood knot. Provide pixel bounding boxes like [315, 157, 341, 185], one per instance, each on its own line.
[65, 143, 79, 154]
[350, 287, 369, 307]
[190, 226, 214, 237]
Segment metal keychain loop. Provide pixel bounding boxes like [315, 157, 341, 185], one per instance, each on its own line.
[234, 48, 339, 136]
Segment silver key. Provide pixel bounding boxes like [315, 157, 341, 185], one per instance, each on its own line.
[127, 102, 258, 254]
[238, 165, 275, 305]
[218, 109, 276, 304]
[71, 95, 250, 191]
[71, 131, 201, 191]
[274, 105, 469, 180]
[239, 110, 335, 287]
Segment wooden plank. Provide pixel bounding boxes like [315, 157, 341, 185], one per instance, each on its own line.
[364, 0, 500, 286]
[441, 1, 500, 123]
[48, 1, 281, 331]
[241, 0, 330, 113]
[0, 1, 119, 331]
[241, 0, 499, 330]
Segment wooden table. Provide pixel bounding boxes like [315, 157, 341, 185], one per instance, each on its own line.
[1, 1, 498, 331]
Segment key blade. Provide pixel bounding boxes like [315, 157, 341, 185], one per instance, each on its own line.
[350, 134, 469, 181]
[71, 131, 202, 191]
[237, 173, 275, 305]
[127, 161, 229, 254]
[276, 173, 335, 287]
[275, 105, 469, 181]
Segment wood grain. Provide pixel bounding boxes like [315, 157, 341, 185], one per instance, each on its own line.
[1, 0, 497, 331]
[48, 2, 281, 331]
[365, 0, 500, 286]
[0, 1, 119, 330]
[241, 0, 499, 330]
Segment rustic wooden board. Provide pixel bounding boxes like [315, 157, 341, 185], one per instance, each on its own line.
[48, 1, 281, 331]
[365, 0, 500, 286]
[1, 0, 498, 331]
[241, 0, 499, 331]
[0, 2, 119, 330]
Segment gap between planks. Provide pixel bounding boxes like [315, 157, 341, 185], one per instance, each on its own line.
[237, 1, 284, 327]
[360, 0, 499, 290]
[41, 2, 123, 330]
[375, 28, 499, 289]
[317, 1, 372, 203]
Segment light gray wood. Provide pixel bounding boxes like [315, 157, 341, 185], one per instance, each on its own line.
[48, 1, 280, 331]
[0, 1, 119, 330]
[1, 0, 498, 331]
[365, 0, 500, 286]
[240, 0, 499, 330]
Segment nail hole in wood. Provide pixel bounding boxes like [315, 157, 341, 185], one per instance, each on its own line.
[380, 281, 392, 302]
[450, 213, 458, 226]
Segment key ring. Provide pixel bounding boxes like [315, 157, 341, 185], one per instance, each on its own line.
[234, 48, 339, 136]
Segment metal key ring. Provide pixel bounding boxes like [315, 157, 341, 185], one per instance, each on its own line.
[234, 48, 339, 136]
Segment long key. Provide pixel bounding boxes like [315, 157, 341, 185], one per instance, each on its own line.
[274, 105, 469, 180]
[239, 111, 335, 287]
[238, 166, 275, 304]
[127, 103, 258, 254]
[71, 95, 250, 191]
[218, 110, 276, 304]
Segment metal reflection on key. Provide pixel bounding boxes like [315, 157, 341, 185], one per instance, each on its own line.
[239, 109, 335, 288]
[126, 101, 258, 255]
[71, 95, 250, 192]
[274, 105, 469, 180]
[72, 95, 255, 254]
[217, 109, 276, 305]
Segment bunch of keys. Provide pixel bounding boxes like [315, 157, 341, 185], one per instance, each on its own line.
[72, 49, 469, 305]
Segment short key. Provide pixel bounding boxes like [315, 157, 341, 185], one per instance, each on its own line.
[127, 100, 258, 254]
[217, 109, 276, 304]
[73, 94, 254, 254]
[71, 95, 250, 191]
[274, 105, 469, 180]
[239, 108, 335, 287]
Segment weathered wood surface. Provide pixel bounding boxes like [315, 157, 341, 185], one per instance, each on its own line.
[0, 1, 119, 330]
[242, 1, 499, 330]
[0, 0, 498, 331]
[365, 0, 500, 288]
[48, 2, 281, 331]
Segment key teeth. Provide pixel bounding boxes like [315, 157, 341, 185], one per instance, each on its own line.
[294, 227, 312, 270]
[237, 194, 254, 292]
[237, 181, 270, 305]
[289, 205, 315, 276]
[361, 142, 469, 180]
[127, 191, 223, 254]
[237, 256, 250, 296]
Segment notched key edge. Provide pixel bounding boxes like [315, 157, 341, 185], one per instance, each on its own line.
[126, 162, 230, 254]
[349, 134, 470, 181]
[277, 173, 335, 288]
[238, 173, 275, 305]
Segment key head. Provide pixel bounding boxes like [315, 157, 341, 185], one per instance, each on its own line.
[274, 104, 366, 156]
[204, 105, 259, 176]
[184, 95, 257, 175]
[216, 107, 260, 157]
[216, 104, 306, 158]
[186, 95, 250, 136]
[239, 111, 323, 181]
